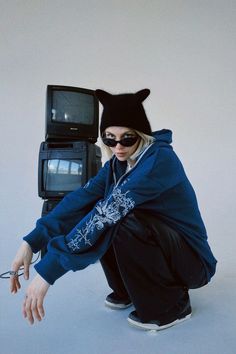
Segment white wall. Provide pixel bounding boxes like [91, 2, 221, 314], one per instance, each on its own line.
[0, 0, 235, 273]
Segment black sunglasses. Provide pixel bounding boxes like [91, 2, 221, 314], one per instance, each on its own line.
[102, 136, 139, 147]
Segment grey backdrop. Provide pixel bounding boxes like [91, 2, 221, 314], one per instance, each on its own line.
[0, 1, 235, 353]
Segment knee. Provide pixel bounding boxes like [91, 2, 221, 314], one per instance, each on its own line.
[115, 212, 145, 237]
[114, 212, 155, 246]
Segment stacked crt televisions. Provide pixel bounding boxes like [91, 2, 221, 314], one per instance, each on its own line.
[39, 85, 102, 256]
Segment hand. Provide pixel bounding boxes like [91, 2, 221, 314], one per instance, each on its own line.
[23, 274, 50, 325]
[10, 241, 33, 294]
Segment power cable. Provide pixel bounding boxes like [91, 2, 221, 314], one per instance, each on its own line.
[0, 252, 40, 279]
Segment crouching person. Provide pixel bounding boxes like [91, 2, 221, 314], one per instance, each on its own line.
[10, 88, 217, 330]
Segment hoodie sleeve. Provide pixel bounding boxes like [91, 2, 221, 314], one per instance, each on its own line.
[23, 161, 110, 254]
[34, 148, 185, 284]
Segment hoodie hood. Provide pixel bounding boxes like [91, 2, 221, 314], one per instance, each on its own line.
[111, 129, 173, 183]
[153, 129, 172, 147]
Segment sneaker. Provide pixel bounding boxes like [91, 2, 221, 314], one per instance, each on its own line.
[105, 292, 132, 309]
[127, 304, 192, 331]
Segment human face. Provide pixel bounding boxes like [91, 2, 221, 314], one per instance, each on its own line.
[104, 126, 140, 162]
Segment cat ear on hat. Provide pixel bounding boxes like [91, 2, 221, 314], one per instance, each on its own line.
[95, 89, 111, 105]
[135, 89, 150, 102]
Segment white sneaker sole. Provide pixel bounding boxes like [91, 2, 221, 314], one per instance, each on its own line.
[105, 300, 133, 310]
[127, 313, 192, 331]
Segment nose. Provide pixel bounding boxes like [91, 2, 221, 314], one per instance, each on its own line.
[115, 142, 125, 150]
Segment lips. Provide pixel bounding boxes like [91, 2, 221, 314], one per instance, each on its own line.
[116, 153, 126, 157]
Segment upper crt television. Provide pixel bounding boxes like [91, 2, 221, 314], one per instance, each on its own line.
[38, 141, 102, 199]
[45, 85, 99, 142]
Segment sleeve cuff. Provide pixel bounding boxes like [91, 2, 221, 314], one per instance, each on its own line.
[34, 253, 68, 285]
[23, 228, 50, 253]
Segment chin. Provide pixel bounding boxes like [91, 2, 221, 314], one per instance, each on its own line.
[116, 155, 128, 161]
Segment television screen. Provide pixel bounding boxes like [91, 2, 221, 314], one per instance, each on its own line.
[51, 90, 94, 125]
[38, 141, 102, 199]
[43, 159, 83, 192]
[45, 85, 99, 142]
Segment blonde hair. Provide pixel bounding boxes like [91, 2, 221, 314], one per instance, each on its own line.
[101, 129, 155, 161]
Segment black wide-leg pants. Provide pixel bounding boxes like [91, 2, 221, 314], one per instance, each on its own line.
[100, 211, 207, 322]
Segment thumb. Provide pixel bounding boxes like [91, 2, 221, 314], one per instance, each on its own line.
[23, 261, 30, 280]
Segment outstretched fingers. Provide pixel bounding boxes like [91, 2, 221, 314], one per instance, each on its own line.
[23, 260, 30, 280]
[10, 263, 21, 294]
[22, 275, 49, 325]
[23, 295, 34, 324]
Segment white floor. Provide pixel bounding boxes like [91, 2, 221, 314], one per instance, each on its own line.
[0, 258, 235, 354]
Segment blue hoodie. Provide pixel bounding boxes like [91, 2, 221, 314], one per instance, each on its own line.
[24, 129, 217, 285]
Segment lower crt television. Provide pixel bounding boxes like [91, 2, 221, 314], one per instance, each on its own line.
[38, 141, 102, 199]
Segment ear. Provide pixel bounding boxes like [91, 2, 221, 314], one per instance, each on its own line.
[135, 89, 150, 102]
[95, 89, 111, 105]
